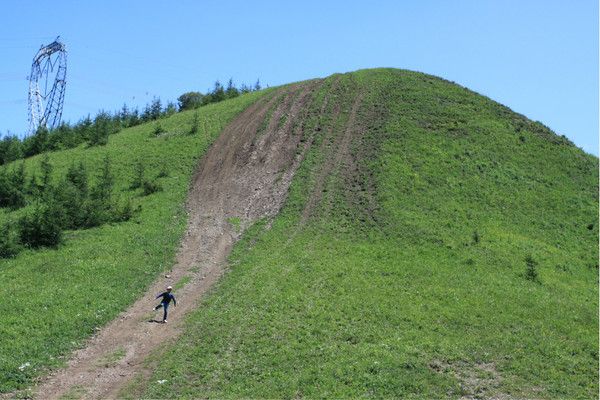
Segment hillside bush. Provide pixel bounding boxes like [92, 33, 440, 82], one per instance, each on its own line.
[189, 112, 200, 135]
[0, 223, 22, 258]
[178, 91, 203, 111]
[142, 179, 162, 196]
[153, 122, 165, 137]
[18, 201, 65, 248]
[524, 255, 540, 283]
[130, 161, 145, 190]
[0, 163, 26, 209]
[89, 112, 112, 146]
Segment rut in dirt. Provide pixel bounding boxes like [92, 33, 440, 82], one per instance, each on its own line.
[30, 79, 324, 400]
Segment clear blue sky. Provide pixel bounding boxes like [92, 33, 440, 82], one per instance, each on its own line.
[1, 0, 597, 155]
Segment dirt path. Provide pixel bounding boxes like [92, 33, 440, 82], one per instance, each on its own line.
[300, 82, 364, 224]
[31, 80, 322, 400]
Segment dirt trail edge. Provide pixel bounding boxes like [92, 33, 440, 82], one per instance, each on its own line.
[31, 80, 322, 400]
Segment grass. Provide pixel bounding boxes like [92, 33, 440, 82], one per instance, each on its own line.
[0, 89, 271, 393]
[58, 384, 86, 400]
[173, 275, 192, 291]
[138, 69, 598, 398]
[227, 216, 242, 233]
[94, 347, 126, 368]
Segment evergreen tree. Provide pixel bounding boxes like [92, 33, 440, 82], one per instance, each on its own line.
[189, 112, 200, 135]
[130, 160, 145, 189]
[164, 102, 177, 116]
[240, 83, 252, 94]
[39, 155, 53, 194]
[92, 156, 114, 201]
[18, 200, 64, 248]
[66, 161, 88, 196]
[0, 134, 23, 165]
[24, 125, 49, 157]
[76, 115, 93, 140]
[0, 163, 27, 209]
[56, 163, 89, 229]
[0, 222, 21, 258]
[119, 104, 130, 127]
[149, 97, 163, 120]
[211, 81, 226, 103]
[89, 111, 111, 146]
[128, 108, 140, 127]
[226, 78, 239, 99]
[86, 156, 114, 226]
[0, 169, 11, 208]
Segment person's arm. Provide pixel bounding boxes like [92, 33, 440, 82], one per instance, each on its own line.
[156, 292, 163, 299]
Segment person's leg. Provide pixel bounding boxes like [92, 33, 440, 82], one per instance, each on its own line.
[162, 302, 169, 322]
[154, 303, 163, 311]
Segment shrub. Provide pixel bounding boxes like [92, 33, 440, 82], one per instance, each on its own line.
[524, 255, 540, 283]
[0, 223, 22, 258]
[89, 112, 111, 146]
[53, 180, 87, 229]
[114, 198, 136, 222]
[130, 161, 145, 190]
[0, 164, 26, 209]
[153, 122, 165, 137]
[85, 156, 115, 227]
[18, 201, 65, 248]
[177, 92, 203, 111]
[189, 112, 200, 135]
[472, 230, 480, 245]
[66, 161, 89, 196]
[157, 165, 169, 178]
[142, 179, 162, 196]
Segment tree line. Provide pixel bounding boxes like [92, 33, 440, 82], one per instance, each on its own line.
[0, 156, 165, 258]
[0, 78, 262, 166]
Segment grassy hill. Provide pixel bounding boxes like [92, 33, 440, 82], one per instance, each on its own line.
[1, 68, 597, 398]
[0, 89, 270, 393]
[131, 69, 597, 398]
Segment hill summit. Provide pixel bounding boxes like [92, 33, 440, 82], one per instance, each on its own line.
[138, 69, 598, 398]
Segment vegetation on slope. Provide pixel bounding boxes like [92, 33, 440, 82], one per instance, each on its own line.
[0, 89, 269, 393]
[0, 78, 262, 166]
[133, 69, 597, 398]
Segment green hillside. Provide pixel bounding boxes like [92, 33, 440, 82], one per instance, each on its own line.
[0, 89, 270, 393]
[132, 69, 597, 398]
[1, 68, 597, 398]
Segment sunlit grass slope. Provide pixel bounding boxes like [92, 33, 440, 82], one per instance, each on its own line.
[137, 69, 598, 399]
[0, 89, 270, 392]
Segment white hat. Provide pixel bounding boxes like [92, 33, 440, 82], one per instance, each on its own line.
[167, 286, 172, 290]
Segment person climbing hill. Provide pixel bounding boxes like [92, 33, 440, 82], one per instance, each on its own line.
[153, 286, 176, 323]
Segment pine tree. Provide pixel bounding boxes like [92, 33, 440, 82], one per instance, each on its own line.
[150, 97, 163, 120]
[39, 155, 53, 193]
[164, 102, 177, 116]
[130, 160, 145, 189]
[89, 111, 111, 146]
[66, 161, 89, 196]
[211, 81, 226, 103]
[0, 222, 21, 258]
[57, 162, 90, 229]
[189, 112, 200, 135]
[18, 200, 64, 248]
[86, 156, 114, 227]
[226, 78, 239, 99]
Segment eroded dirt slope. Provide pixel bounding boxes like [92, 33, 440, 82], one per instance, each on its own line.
[31, 80, 323, 399]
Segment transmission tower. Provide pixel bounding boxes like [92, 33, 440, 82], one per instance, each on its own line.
[27, 36, 67, 135]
